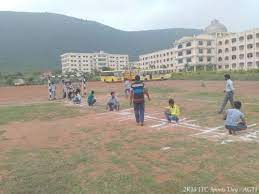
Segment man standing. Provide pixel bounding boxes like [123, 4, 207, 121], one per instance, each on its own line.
[130, 75, 151, 126]
[218, 74, 234, 114]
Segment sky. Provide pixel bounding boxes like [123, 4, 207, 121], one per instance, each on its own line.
[0, 0, 259, 32]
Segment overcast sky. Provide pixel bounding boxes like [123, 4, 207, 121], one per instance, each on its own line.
[0, 0, 259, 31]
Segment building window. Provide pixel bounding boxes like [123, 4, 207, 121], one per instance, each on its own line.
[198, 41, 203, 46]
[225, 65, 230, 69]
[178, 44, 183, 49]
[178, 52, 183, 57]
[218, 41, 223, 46]
[232, 63, 237, 68]
[257, 43, 259, 48]
[232, 47, 237, 52]
[218, 65, 222, 69]
[239, 45, 245, 50]
[207, 49, 212, 54]
[247, 53, 253, 58]
[232, 55, 237, 60]
[207, 57, 212, 62]
[232, 38, 237, 43]
[247, 35, 253, 40]
[225, 48, 229, 53]
[257, 33, 259, 38]
[218, 49, 222, 54]
[247, 62, 253, 67]
[239, 54, 245, 59]
[247, 44, 253, 49]
[225, 56, 229, 61]
[178, 59, 183, 64]
[207, 41, 212, 46]
[187, 50, 192, 55]
[187, 58, 192, 63]
[218, 57, 223, 62]
[225, 40, 229, 45]
[186, 42, 192, 47]
[239, 36, 244, 41]
[199, 49, 203, 54]
[256, 52, 259, 58]
[199, 57, 203, 62]
[239, 62, 245, 69]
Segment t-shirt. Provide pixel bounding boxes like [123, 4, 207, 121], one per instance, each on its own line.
[87, 94, 95, 104]
[124, 80, 131, 90]
[168, 104, 180, 117]
[225, 79, 234, 92]
[131, 81, 145, 104]
[225, 109, 245, 126]
[107, 96, 120, 106]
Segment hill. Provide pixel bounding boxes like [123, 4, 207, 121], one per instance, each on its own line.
[0, 11, 202, 72]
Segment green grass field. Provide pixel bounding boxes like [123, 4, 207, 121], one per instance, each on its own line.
[0, 81, 259, 193]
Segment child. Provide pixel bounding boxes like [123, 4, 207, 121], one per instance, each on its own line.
[165, 98, 180, 123]
[124, 79, 131, 98]
[224, 101, 247, 135]
[73, 88, 82, 104]
[88, 90, 96, 106]
[218, 74, 235, 114]
[130, 75, 151, 126]
[51, 82, 56, 100]
[48, 82, 52, 101]
[107, 91, 120, 111]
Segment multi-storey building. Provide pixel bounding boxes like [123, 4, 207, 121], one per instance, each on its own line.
[174, 34, 216, 72]
[216, 29, 259, 71]
[61, 51, 129, 73]
[138, 48, 175, 71]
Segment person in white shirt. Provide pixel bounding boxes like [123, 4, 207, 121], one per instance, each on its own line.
[124, 79, 131, 98]
[73, 88, 82, 104]
[218, 74, 235, 114]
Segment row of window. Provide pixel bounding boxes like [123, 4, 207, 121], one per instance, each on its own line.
[178, 57, 212, 64]
[141, 51, 174, 60]
[218, 33, 259, 45]
[218, 61, 259, 69]
[178, 49, 213, 56]
[142, 58, 174, 65]
[218, 52, 259, 61]
[218, 43, 259, 53]
[177, 41, 213, 49]
[69, 55, 128, 60]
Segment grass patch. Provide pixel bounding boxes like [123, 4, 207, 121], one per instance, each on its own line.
[0, 102, 82, 125]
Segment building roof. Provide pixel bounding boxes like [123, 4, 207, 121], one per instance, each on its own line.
[205, 19, 228, 34]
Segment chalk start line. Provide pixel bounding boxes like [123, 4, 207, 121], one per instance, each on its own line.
[96, 108, 259, 145]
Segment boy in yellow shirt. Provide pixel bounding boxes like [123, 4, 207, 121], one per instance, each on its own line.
[165, 98, 180, 123]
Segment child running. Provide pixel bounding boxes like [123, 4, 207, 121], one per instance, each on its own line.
[106, 91, 120, 111]
[165, 99, 181, 123]
[124, 79, 131, 98]
[88, 90, 96, 106]
[224, 101, 247, 135]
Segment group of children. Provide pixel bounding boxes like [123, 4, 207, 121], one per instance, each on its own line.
[48, 74, 248, 135]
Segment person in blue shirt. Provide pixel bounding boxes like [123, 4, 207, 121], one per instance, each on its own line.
[87, 90, 96, 106]
[224, 101, 247, 135]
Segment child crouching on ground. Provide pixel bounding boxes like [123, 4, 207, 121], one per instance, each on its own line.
[107, 91, 120, 111]
[73, 88, 82, 104]
[165, 98, 180, 123]
[224, 101, 247, 135]
[88, 90, 96, 106]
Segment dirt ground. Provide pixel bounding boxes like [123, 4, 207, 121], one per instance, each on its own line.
[1, 80, 259, 151]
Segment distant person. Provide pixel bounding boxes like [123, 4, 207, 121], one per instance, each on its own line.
[82, 76, 87, 97]
[124, 79, 131, 98]
[165, 99, 180, 123]
[48, 82, 52, 101]
[218, 74, 235, 114]
[61, 79, 67, 99]
[50, 82, 57, 100]
[73, 88, 82, 104]
[130, 75, 151, 126]
[88, 90, 96, 106]
[224, 101, 247, 135]
[107, 91, 120, 111]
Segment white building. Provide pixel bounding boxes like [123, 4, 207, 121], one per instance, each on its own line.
[61, 51, 129, 73]
[138, 48, 175, 71]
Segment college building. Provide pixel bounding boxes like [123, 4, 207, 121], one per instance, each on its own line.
[61, 51, 129, 73]
[137, 20, 259, 72]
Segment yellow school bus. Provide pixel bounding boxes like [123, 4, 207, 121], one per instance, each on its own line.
[123, 70, 138, 81]
[100, 71, 123, 83]
[139, 69, 172, 81]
